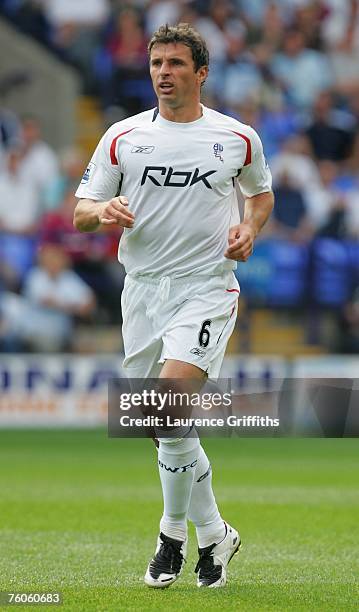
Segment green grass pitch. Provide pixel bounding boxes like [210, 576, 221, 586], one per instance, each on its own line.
[0, 430, 358, 611]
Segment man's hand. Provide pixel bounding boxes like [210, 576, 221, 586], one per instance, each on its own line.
[225, 191, 274, 261]
[74, 197, 135, 232]
[98, 196, 134, 228]
[224, 223, 255, 261]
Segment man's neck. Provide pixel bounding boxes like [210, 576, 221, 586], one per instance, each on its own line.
[158, 102, 203, 123]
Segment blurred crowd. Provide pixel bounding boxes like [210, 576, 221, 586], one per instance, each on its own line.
[0, 0, 358, 353]
[0, 115, 124, 351]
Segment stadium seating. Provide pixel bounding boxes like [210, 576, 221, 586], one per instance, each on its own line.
[311, 239, 352, 307]
[236, 239, 309, 307]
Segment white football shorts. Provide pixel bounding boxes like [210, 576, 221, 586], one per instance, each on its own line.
[121, 271, 239, 379]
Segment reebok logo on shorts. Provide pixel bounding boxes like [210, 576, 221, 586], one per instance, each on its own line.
[190, 347, 206, 357]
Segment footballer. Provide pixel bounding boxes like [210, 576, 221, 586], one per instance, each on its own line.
[74, 23, 274, 588]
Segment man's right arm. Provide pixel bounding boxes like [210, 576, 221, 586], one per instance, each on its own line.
[73, 196, 134, 233]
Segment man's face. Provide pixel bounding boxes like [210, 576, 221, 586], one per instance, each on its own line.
[149, 42, 208, 109]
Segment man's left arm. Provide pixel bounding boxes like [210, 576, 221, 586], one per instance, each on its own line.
[225, 191, 274, 261]
[225, 127, 274, 262]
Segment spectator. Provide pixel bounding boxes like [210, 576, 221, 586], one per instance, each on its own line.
[221, 30, 263, 107]
[304, 90, 357, 161]
[247, 1, 284, 50]
[176, 2, 199, 26]
[329, 23, 359, 96]
[145, 0, 181, 35]
[0, 147, 41, 286]
[0, 147, 41, 234]
[21, 243, 96, 351]
[41, 148, 124, 323]
[45, 147, 85, 210]
[9, 0, 52, 48]
[270, 134, 321, 192]
[292, 1, 324, 50]
[44, 0, 110, 27]
[0, 71, 30, 167]
[308, 160, 341, 233]
[271, 169, 314, 243]
[312, 160, 359, 239]
[43, 0, 110, 91]
[103, 8, 152, 113]
[346, 189, 359, 240]
[271, 27, 334, 108]
[0, 290, 27, 352]
[347, 85, 359, 170]
[196, 0, 245, 97]
[321, 0, 359, 50]
[18, 115, 59, 206]
[237, 0, 268, 29]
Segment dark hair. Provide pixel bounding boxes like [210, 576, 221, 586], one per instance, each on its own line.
[148, 23, 209, 72]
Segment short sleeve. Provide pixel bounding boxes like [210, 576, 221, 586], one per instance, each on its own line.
[237, 128, 272, 198]
[75, 128, 123, 201]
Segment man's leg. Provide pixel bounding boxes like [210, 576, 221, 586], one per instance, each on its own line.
[157, 359, 204, 541]
[188, 444, 241, 587]
[144, 359, 203, 587]
[145, 274, 241, 587]
[188, 444, 226, 547]
[187, 376, 229, 547]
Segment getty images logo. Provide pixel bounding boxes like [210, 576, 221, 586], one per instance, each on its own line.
[141, 166, 216, 189]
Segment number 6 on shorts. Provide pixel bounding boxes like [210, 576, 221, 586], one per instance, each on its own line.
[198, 320, 211, 347]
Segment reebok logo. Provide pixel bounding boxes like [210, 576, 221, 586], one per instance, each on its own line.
[131, 145, 155, 154]
[158, 459, 198, 473]
[190, 347, 206, 357]
[141, 166, 217, 189]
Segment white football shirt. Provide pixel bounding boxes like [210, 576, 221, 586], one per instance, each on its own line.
[76, 105, 272, 278]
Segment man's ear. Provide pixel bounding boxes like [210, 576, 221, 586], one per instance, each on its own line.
[197, 65, 209, 85]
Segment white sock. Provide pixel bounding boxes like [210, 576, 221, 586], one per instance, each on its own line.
[158, 436, 200, 542]
[188, 445, 226, 548]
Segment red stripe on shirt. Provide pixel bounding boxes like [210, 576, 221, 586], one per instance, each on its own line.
[226, 288, 240, 295]
[110, 128, 136, 165]
[231, 131, 252, 166]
